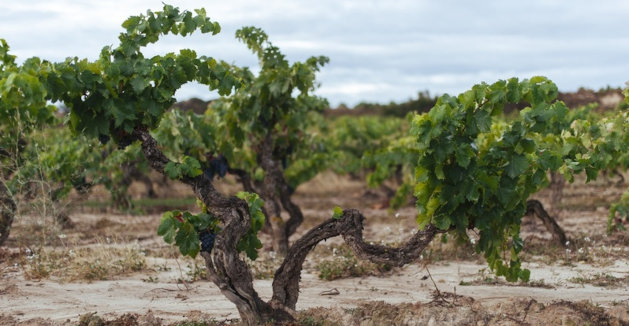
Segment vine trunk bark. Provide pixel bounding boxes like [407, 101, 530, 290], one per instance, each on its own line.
[526, 199, 568, 246]
[0, 182, 16, 246]
[255, 134, 304, 256]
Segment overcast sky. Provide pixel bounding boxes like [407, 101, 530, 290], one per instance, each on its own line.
[1, 1, 628, 107]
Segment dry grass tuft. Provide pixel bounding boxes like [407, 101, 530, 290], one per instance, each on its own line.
[22, 239, 148, 281]
[315, 244, 393, 281]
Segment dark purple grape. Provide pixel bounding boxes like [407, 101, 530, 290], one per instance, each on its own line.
[199, 230, 216, 252]
[216, 156, 228, 177]
[204, 155, 229, 180]
[98, 134, 110, 145]
[116, 137, 133, 150]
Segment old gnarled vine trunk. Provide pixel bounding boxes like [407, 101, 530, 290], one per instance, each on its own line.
[229, 133, 305, 256]
[132, 129, 443, 325]
[257, 134, 303, 255]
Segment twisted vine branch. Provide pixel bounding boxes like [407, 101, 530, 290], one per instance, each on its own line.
[271, 210, 442, 309]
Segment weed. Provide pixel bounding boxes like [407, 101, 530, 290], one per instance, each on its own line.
[80, 196, 197, 214]
[154, 262, 172, 272]
[459, 268, 554, 289]
[144, 245, 182, 259]
[78, 312, 104, 326]
[297, 315, 337, 326]
[568, 273, 628, 288]
[172, 317, 227, 326]
[180, 260, 207, 283]
[22, 240, 148, 281]
[316, 245, 391, 281]
[174, 322, 213, 326]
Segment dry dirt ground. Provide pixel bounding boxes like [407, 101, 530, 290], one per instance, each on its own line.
[1, 173, 629, 325]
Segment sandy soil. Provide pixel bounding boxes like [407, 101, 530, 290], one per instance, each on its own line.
[1, 173, 629, 325]
[2, 259, 629, 323]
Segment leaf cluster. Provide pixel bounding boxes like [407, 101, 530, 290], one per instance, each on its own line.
[9, 127, 101, 200]
[235, 191, 265, 260]
[157, 210, 218, 258]
[37, 5, 240, 143]
[0, 40, 57, 172]
[411, 77, 564, 281]
[407, 77, 629, 281]
[207, 27, 329, 188]
[164, 156, 203, 179]
[156, 192, 265, 260]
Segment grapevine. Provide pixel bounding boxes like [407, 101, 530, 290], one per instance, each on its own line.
[0, 39, 57, 244]
[3, 4, 629, 324]
[154, 26, 330, 254]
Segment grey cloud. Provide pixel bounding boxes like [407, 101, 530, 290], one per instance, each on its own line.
[1, 0, 627, 106]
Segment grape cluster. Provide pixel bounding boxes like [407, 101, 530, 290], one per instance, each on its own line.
[199, 230, 216, 252]
[116, 136, 134, 150]
[203, 155, 229, 180]
[98, 134, 110, 145]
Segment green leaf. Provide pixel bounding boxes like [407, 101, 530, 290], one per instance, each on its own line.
[110, 103, 136, 128]
[425, 196, 440, 220]
[122, 16, 141, 31]
[175, 222, 199, 257]
[195, 212, 215, 230]
[585, 167, 598, 182]
[519, 268, 531, 282]
[236, 191, 266, 233]
[466, 186, 480, 202]
[433, 213, 451, 230]
[157, 212, 177, 243]
[512, 235, 524, 252]
[164, 162, 182, 179]
[332, 206, 343, 219]
[519, 138, 536, 153]
[130, 76, 149, 93]
[435, 164, 445, 180]
[233, 192, 266, 260]
[455, 144, 473, 168]
[505, 78, 521, 103]
[181, 156, 202, 177]
[505, 154, 529, 179]
[245, 235, 261, 260]
[416, 213, 430, 230]
[474, 109, 492, 132]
